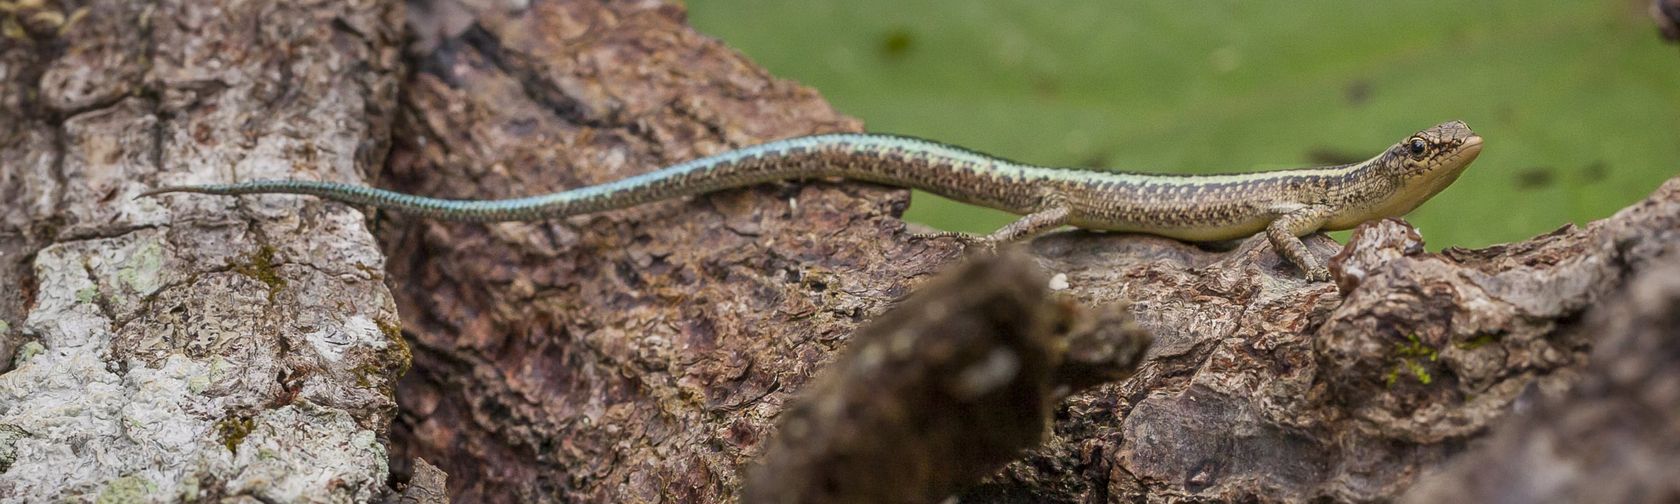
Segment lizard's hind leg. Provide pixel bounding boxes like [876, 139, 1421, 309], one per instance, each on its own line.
[984, 203, 1072, 243]
[918, 193, 1072, 253]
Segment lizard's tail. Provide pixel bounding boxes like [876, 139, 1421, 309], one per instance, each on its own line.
[137, 179, 616, 222]
[137, 132, 1046, 222]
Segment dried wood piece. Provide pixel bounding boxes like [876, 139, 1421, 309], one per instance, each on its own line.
[391, 457, 451, 504]
[1655, 0, 1680, 41]
[744, 252, 1150, 504]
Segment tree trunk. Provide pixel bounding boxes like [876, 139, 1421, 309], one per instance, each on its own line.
[0, 0, 406, 501]
[4, 0, 1679, 502]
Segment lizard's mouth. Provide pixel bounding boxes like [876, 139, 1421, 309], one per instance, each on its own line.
[1412, 134, 1482, 202]
[1447, 135, 1484, 166]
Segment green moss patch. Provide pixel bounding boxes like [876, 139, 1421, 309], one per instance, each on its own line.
[216, 416, 255, 454]
[1454, 333, 1500, 350]
[1385, 334, 1439, 388]
[232, 245, 286, 302]
[358, 318, 413, 396]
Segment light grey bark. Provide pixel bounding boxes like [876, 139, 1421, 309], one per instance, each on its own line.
[0, 0, 408, 501]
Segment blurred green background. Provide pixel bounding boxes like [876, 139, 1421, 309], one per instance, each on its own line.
[688, 1, 1680, 249]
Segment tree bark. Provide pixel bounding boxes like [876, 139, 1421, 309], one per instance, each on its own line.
[1655, 0, 1680, 41]
[6, 0, 1680, 502]
[380, 1, 1680, 503]
[1398, 248, 1680, 503]
[742, 251, 1152, 504]
[0, 0, 406, 501]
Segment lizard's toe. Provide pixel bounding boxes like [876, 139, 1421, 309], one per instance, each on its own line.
[915, 230, 997, 253]
[1305, 267, 1332, 283]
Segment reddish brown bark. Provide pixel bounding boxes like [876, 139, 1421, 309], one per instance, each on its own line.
[379, 1, 1680, 502]
[381, 2, 950, 501]
[744, 252, 1151, 504]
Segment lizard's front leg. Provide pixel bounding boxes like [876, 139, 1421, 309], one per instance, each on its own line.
[1265, 205, 1334, 282]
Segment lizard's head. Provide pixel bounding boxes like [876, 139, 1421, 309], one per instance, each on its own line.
[1367, 120, 1483, 218]
[1389, 120, 1482, 185]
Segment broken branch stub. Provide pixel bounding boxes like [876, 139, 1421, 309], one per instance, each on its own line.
[744, 250, 1151, 504]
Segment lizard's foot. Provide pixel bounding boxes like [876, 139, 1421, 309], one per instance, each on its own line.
[915, 230, 1000, 255]
[1304, 267, 1332, 283]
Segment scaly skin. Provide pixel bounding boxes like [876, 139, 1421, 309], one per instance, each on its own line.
[142, 120, 1484, 281]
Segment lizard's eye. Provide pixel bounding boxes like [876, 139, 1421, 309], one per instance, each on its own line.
[1408, 138, 1428, 158]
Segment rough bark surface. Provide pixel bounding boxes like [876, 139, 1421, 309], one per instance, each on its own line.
[393, 458, 450, 504]
[380, 2, 959, 502]
[6, 0, 1679, 502]
[997, 181, 1679, 502]
[0, 0, 407, 501]
[744, 252, 1151, 504]
[380, 1, 1680, 503]
[1398, 251, 1680, 503]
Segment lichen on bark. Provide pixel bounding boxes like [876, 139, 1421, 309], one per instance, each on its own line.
[0, 0, 409, 500]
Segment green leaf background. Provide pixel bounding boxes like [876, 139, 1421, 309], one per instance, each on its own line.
[690, 0, 1680, 248]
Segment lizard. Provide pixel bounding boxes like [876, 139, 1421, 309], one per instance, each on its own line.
[141, 120, 1483, 281]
